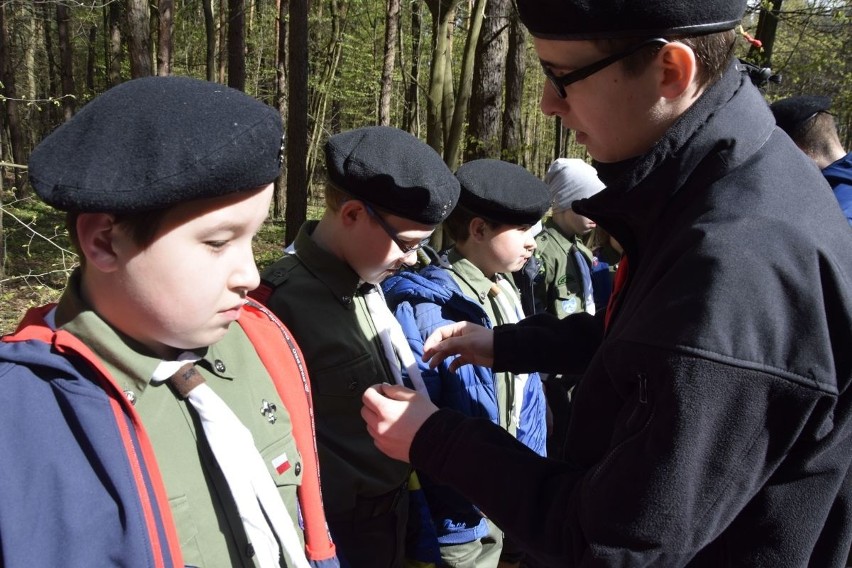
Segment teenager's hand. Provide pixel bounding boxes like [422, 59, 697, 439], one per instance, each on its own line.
[361, 384, 438, 463]
[422, 321, 495, 371]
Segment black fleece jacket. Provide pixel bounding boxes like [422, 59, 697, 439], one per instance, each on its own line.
[410, 61, 852, 567]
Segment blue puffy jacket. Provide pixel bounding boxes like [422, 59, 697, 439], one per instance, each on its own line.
[383, 265, 547, 545]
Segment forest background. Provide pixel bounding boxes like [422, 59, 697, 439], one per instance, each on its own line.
[0, 0, 850, 334]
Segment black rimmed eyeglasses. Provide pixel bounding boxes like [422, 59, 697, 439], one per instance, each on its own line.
[540, 38, 669, 99]
[364, 203, 428, 255]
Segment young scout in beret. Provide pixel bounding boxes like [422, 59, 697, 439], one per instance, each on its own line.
[362, 1, 852, 566]
[770, 95, 852, 226]
[253, 125, 460, 568]
[0, 76, 337, 568]
[514, 158, 606, 319]
[381, 159, 550, 568]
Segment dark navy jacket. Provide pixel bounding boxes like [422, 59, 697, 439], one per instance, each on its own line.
[408, 62, 852, 566]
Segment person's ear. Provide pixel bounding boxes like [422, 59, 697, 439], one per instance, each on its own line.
[75, 213, 120, 272]
[657, 42, 697, 99]
[339, 199, 366, 227]
[469, 217, 488, 241]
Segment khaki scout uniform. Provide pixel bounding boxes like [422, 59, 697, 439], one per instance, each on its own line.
[532, 218, 595, 319]
[54, 274, 305, 568]
[260, 221, 410, 566]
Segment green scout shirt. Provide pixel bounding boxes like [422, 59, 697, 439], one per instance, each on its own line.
[533, 218, 595, 319]
[55, 272, 304, 568]
[443, 249, 521, 437]
[261, 221, 410, 517]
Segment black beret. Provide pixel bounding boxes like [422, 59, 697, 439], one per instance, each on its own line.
[518, 0, 747, 40]
[324, 126, 460, 225]
[770, 95, 831, 136]
[455, 159, 550, 226]
[29, 76, 283, 213]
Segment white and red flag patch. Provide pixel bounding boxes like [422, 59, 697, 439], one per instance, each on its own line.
[272, 452, 290, 475]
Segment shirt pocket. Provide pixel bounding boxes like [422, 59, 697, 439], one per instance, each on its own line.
[311, 351, 379, 399]
[169, 494, 203, 566]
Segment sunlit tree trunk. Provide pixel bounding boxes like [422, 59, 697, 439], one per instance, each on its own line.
[157, 0, 174, 76]
[126, 0, 153, 77]
[378, 0, 400, 126]
[273, 0, 289, 219]
[424, 0, 461, 154]
[219, 0, 227, 82]
[286, 0, 309, 245]
[445, 0, 485, 169]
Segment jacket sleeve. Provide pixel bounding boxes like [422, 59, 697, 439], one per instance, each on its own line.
[493, 312, 603, 375]
[411, 341, 833, 565]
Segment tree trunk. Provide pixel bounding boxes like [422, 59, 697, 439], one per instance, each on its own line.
[227, 0, 246, 90]
[464, 0, 509, 162]
[0, 2, 26, 196]
[203, 0, 216, 81]
[378, 0, 400, 126]
[107, 1, 123, 86]
[501, 10, 525, 164]
[56, 4, 76, 120]
[750, 0, 783, 67]
[305, 0, 348, 185]
[219, 0, 227, 82]
[402, 0, 422, 135]
[286, 0, 309, 246]
[126, 0, 153, 77]
[273, 0, 290, 219]
[444, 0, 486, 169]
[41, 2, 59, 132]
[86, 25, 97, 91]
[158, 0, 174, 76]
[424, 0, 462, 154]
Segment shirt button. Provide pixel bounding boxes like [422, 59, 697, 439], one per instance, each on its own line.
[214, 359, 226, 373]
[123, 390, 137, 405]
[245, 543, 255, 557]
[294, 462, 302, 476]
[342, 295, 351, 304]
[348, 380, 358, 391]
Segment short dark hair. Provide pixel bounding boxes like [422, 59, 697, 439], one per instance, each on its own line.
[595, 29, 737, 89]
[788, 112, 843, 158]
[443, 206, 500, 243]
[66, 208, 169, 263]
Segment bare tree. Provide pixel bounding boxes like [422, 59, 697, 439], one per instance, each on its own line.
[273, 0, 290, 219]
[203, 0, 216, 81]
[0, 1, 27, 196]
[501, 9, 525, 164]
[126, 0, 153, 77]
[157, 0, 174, 76]
[402, 0, 422, 135]
[228, 0, 246, 90]
[286, 0, 309, 245]
[378, 0, 400, 125]
[56, 3, 76, 119]
[107, 0, 123, 86]
[445, 0, 486, 169]
[464, 0, 509, 162]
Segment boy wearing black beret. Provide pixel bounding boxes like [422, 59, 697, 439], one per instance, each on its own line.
[0, 76, 337, 568]
[770, 95, 852, 226]
[254, 125, 459, 568]
[363, 1, 852, 566]
[381, 159, 550, 568]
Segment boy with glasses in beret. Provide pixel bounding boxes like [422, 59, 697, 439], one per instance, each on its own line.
[382, 159, 550, 568]
[362, 1, 852, 566]
[0, 77, 337, 568]
[254, 125, 459, 568]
